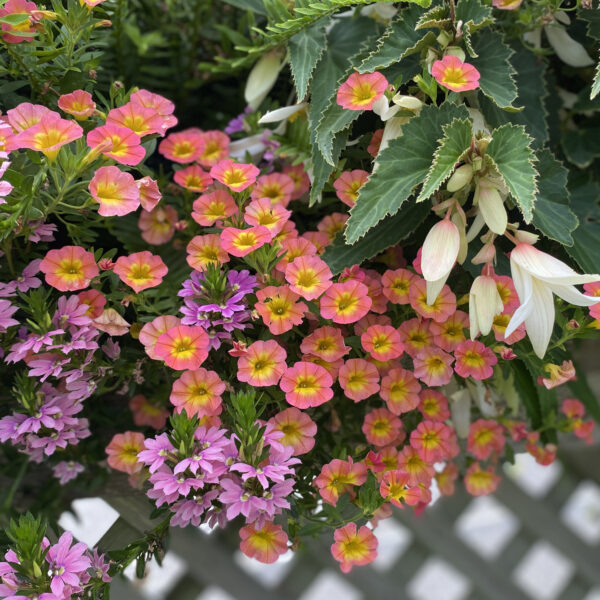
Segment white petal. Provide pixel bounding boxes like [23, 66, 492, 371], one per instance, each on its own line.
[544, 24, 594, 68]
[505, 262, 533, 339]
[524, 278, 555, 358]
[426, 275, 448, 306]
[244, 53, 283, 110]
[466, 210, 485, 243]
[421, 220, 460, 282]
[469, 294, 481, 339]
[449, 388, 471, 439]
[477, 185, 507, 235]
[470, 277, 502, 336]
[511, 243, 600, 285]
[258, 103, 307, 124]
[547, 283, 600, 307]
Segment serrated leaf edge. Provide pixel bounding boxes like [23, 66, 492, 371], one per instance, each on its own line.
[416, 117, 473, 203]
[485, 123, 539, 223]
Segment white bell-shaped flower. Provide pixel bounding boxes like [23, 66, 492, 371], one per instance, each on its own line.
[469, 275, 504, 338]
[505, 242, 600, 358]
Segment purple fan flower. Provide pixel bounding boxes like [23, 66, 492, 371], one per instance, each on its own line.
[27, 221, 57, 243]
[219, 477, 266, 522]
[45, 531, 91, 597]
[52, 461, 85, 485]
[0, 259, 42, 297]
[170, 489, 220, 527]
[53, 296, 92, 329]
[138, 433, 174, 473]
[89, 549, 112, 583]
[0, 299, 18, 332]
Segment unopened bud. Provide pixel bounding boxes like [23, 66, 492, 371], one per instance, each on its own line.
[445, 46, 466, 62]
[471, 241, 496, 265]
[498, 346, 517, 360]
[436, 30, 453, 48]
[94, 19, 112, 28]
[391, 93, 423, 112]
[476, 136, 491, 154]
[174, 220, 188, 231]
[245, 51, 283, 110]
[475, 179, 507, 235]
[567, 319, 580, 330]
[446, 164, 473, 192]
[514, 229, 539, 244]
[98, 258, 115, 270]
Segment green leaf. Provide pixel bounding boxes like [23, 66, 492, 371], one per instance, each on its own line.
[357, 5, 436, 73]
[565, 178, 600, 273]
[486, 124, 537, 222]
[531, 149, 578, 246]
[314, 105, 362, 166]
[471, 30, 518, 110]
[221, 0, 268, 13]
[345, 102, 469, 243]
[479, 47, 549, 149]
[323, 201, 430, 274]
[417, 118, 473, 202]
[416, 4, 450, 29]
[0, 12, 31, 25]
[309, 128, 349, 206]
[288, 17, 329, 101]
[562, 127, 600, 169]
[513, 360, 542, 429]
[454, 0, 493, 57]
[580, 7, 600, 41]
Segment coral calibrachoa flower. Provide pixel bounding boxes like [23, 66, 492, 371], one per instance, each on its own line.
[339, 358, 380, 402]
[113, 251, 168, 293]
[413, 346, 454, 386]
[330, 523, 378, 573]
[0, 0, 38, 43]
[410, 420, 453, 462]
[89, 166, 140, 217]
[192, 190, 237, 226]
[87, 123, 145, 166]
[267, 407, 317, 455]
[467, 419, 506, 460]
[315, 457, 367, 505]
[221, 226, 271, 257]
[380, 470, 422, 508]
[255, 285, 307, 335]
[158, 129, 203, 163]
[154, 325, 209, 370]
[40, 246, 99, 292]
[454, 339, 497, 380]
[210, 159, 259, 192]
[195, 130, 230, 166]
[337, 72, 388, 110]
[464, 462, 501, 496]
[174, 164, 213, 192]
[285, 255, 333, 301]
[170, 368, 224, 417]
[186, 234, 230, 270]
[106, 431, 145, 474]
[381, 268, 415, 304]
[320, 280, 372, 324]
[334, 169, 369, 207]
[432, 55, 481, 92]
[363, 408, 403, 447]
[106, 101, 165, 136]
[58, 89, 96, 120]
[15, 113, 83, 161]
[361, 324, 404, 361]
[245, 197, 291, 237]
[237, 340, 287, 387]
[380, 367, 421, 414]
[280, 361, 333, 408]
[239, 522, 289, 564]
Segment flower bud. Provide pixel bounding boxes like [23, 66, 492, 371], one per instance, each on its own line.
[446, 164, 473, 192]
[445, 46, 466, 62]
[391, 94, 423, 112]
[451, 211, 468, 264]
[421, 218, 460, 304]
[513, 229, 539, 244]
[436, 30, 453, 48]
[469, 275, 504, 338]
[471, 240, 496, 265]
[245, 52, 283, 110]
[474, 179, 507, 235]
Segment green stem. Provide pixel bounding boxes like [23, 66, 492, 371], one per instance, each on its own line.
[1, 457, 28, 514]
